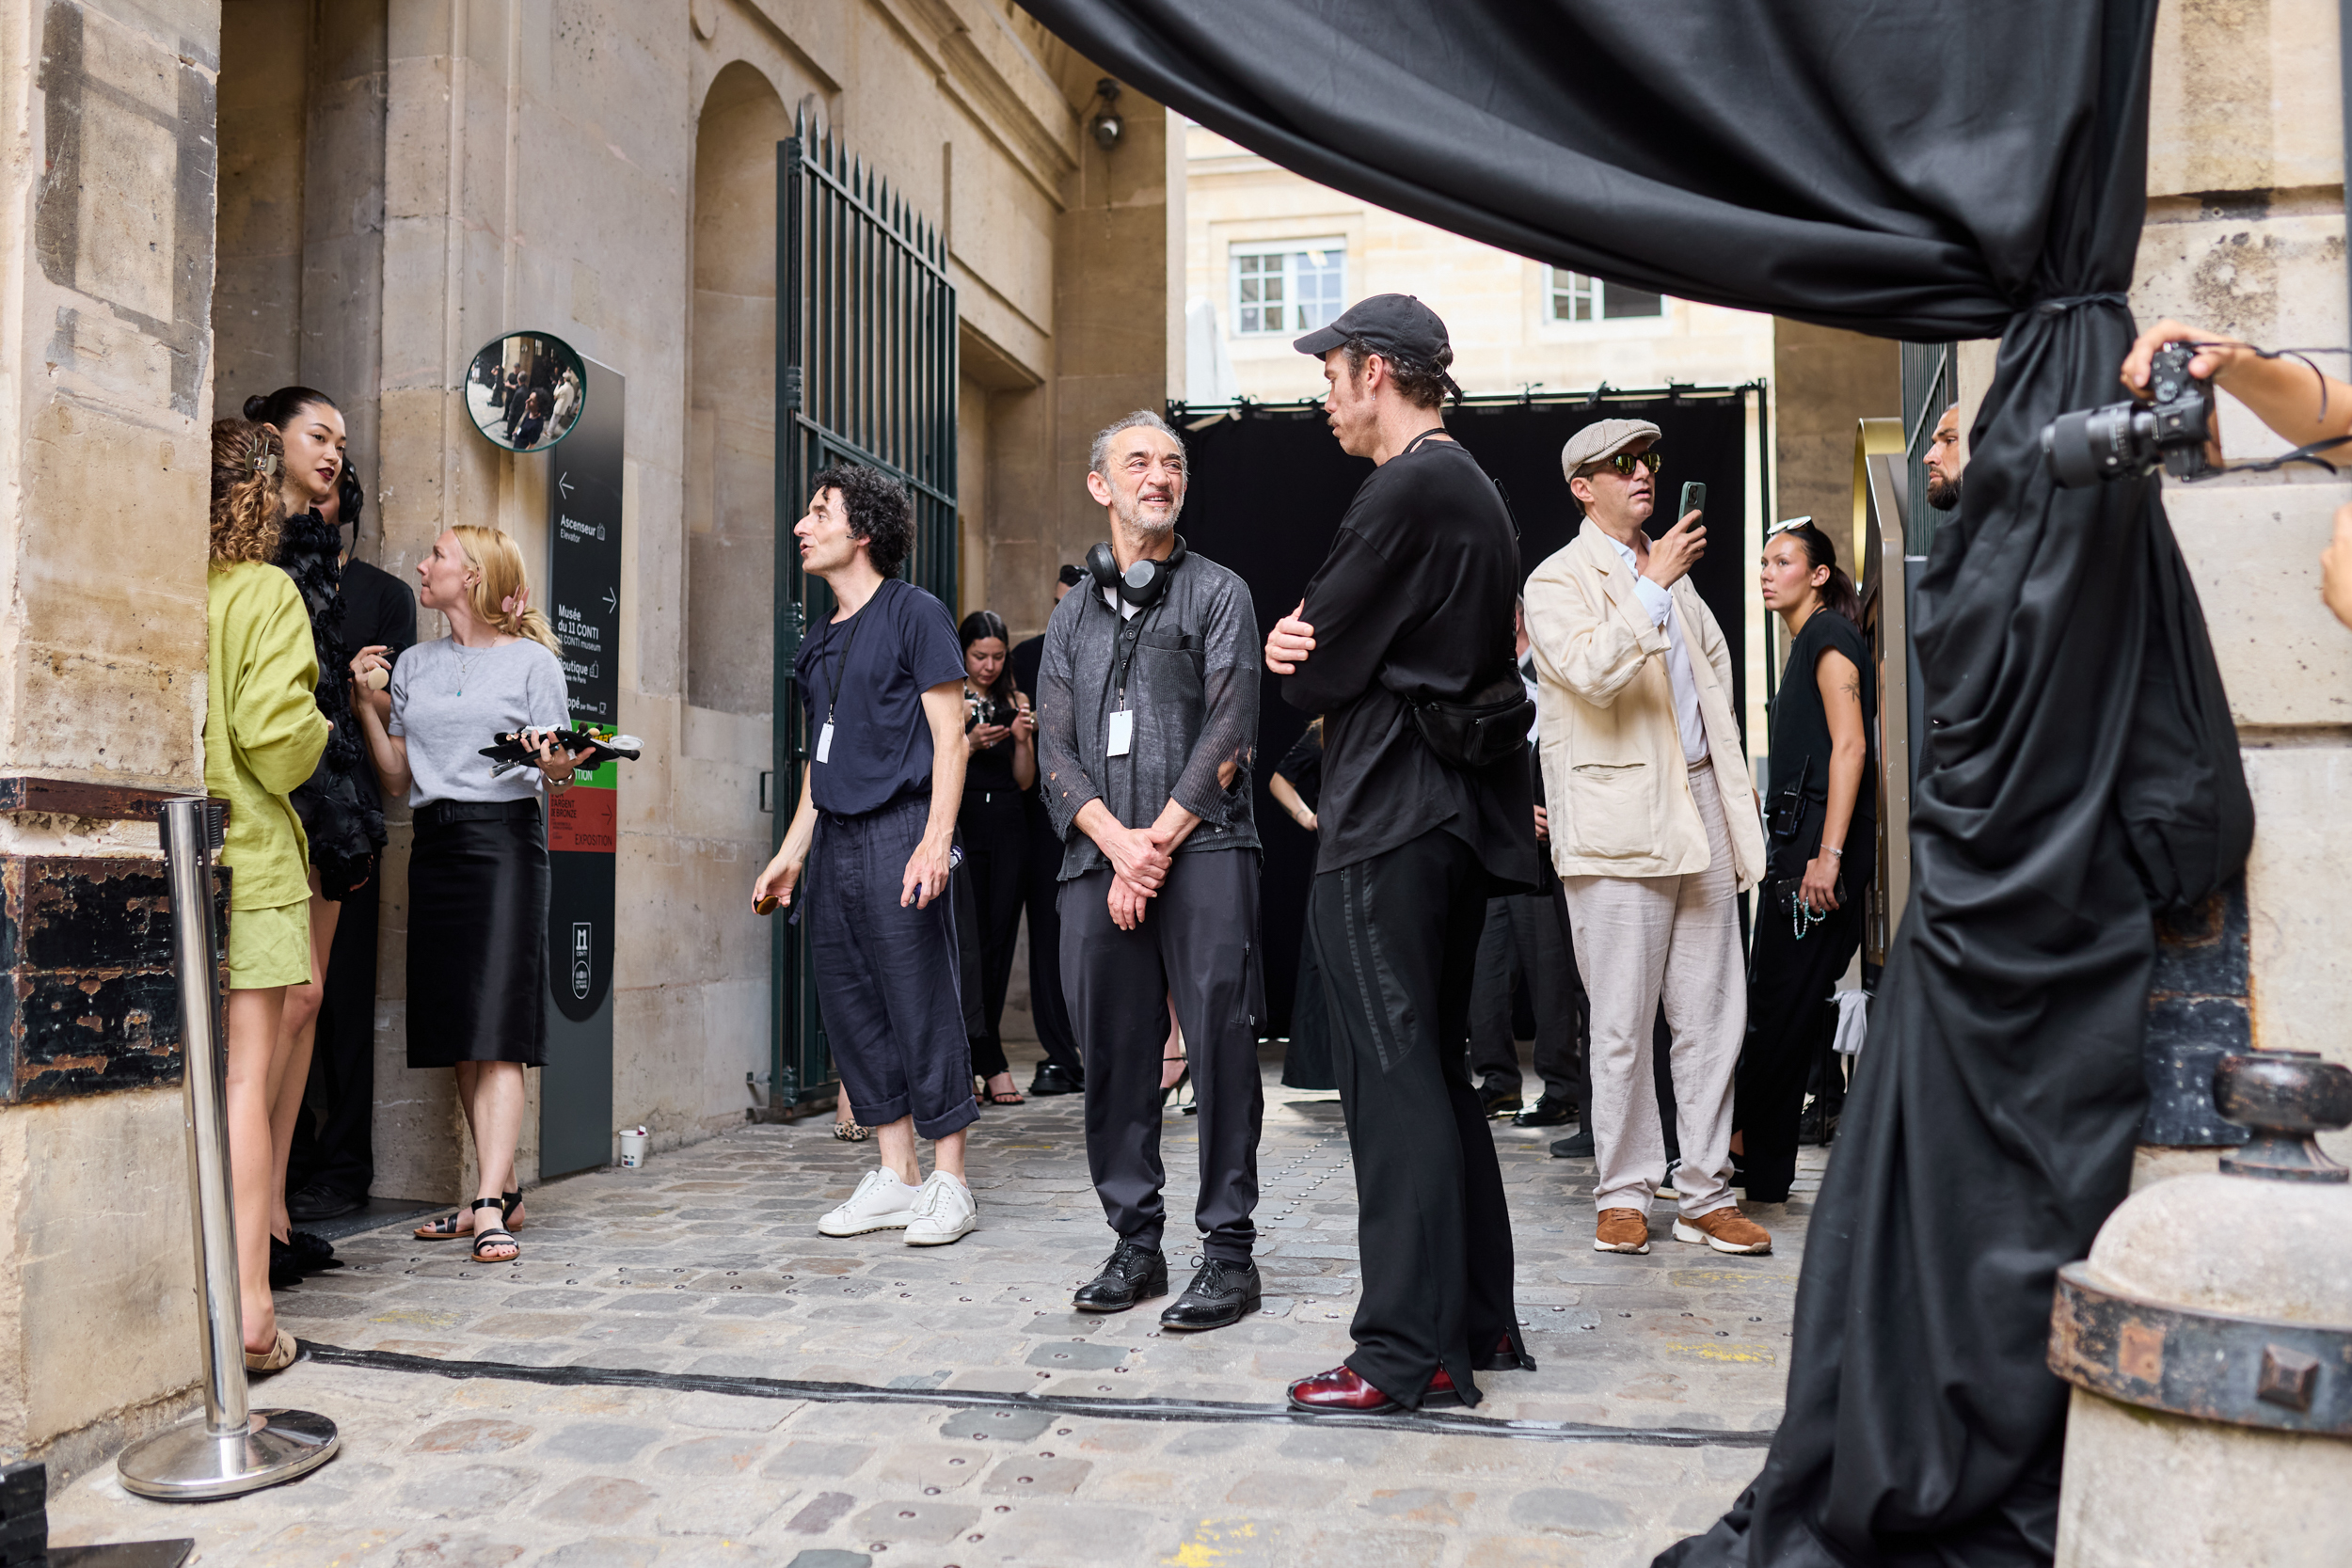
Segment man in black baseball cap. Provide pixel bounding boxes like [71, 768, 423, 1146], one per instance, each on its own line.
[1291, 293, 1463, 398]
[1263, 297, 1536, 1416]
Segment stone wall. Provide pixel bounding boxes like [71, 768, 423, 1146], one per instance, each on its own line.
[0, 0, 221, 1479]
[2136, 0, 2351, 1168]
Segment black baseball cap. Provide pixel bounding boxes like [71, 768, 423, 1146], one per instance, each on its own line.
[1294, 293, 1451, 363]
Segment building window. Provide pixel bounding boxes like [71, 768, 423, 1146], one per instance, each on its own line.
[1232, 241, 1346, 335]
[1548, 267, 1664, 323]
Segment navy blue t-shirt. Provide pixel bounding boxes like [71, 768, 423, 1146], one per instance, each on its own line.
[795, 577, 967, 816]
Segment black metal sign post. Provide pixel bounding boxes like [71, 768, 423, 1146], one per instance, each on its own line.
[541, 356, 624, 1177]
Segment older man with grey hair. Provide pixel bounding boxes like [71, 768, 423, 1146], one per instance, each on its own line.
[1034, 408, 1266, 1331]
[1523, 419, 1772, 1259]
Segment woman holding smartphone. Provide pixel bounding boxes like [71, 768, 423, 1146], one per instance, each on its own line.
[205, 420, 332, 1370]
[954, 610, 1034, 1106]
[350, 525, 580, 1263]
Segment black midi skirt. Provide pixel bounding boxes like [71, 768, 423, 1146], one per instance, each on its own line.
[406, 800, 548, 1068]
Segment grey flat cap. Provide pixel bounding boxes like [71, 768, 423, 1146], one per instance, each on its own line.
[1559, 418, 1662, 481]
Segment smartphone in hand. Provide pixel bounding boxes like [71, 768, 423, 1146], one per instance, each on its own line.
[1678, 481, 1708, 521]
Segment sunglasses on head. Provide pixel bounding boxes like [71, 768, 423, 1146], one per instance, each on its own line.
[1768, 515, 1817, 538]
[1595, 449, 1662, 477]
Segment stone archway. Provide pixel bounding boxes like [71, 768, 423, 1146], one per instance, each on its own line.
[686, 61, 791, 716]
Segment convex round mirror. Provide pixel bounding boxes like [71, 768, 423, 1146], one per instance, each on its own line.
[465, 331, 586, 452]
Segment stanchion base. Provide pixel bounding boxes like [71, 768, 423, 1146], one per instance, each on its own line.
[116, 1410, 338, 1501]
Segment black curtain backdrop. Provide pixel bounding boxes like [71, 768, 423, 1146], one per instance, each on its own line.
[1182, 396, 1751, 1036]
[1022, 4, 2252, 1565]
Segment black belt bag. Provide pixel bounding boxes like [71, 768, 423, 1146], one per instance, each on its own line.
[1410, 675, 1535, 770]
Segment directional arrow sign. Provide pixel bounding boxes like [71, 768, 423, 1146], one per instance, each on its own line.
[558, 472, 575, 499]
[602, 586, 617, 614]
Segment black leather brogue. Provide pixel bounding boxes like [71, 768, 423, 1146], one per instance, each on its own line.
[1158, 1257, 1261, 1331]
[1073, 1240, 1166, 1312]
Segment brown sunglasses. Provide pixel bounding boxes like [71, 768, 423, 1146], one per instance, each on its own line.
[1602, 449, 1663, 476]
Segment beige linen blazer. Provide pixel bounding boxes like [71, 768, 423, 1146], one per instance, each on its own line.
[1523, 520, 1765, 888]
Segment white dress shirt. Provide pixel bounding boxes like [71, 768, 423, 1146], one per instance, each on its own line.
[1603, 533, 1707, 764]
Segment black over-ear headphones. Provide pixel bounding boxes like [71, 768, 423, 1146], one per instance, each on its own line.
[1085, 534, 1189, 609]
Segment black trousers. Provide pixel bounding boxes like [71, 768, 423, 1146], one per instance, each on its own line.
[1310, 828, 1531, 1408]
[1736, 883, 1864, 1202]
[289, 872, 379, 1200]
[1020, 799, 1084, 1072]
[1059, 850, 1263, 1263]
[809, 798, 978, 1140]
[956, 794, 1027, 1079]
[1467, 889, 1589, 1103]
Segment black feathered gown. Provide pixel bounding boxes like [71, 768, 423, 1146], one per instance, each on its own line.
[276, 509, 386, 901]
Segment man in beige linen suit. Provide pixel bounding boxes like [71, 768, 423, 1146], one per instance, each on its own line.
[1523, 420, 1773, 1258]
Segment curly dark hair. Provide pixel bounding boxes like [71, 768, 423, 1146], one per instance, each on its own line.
[336, 460, 365, 541]
[1340, 336, 1460, 410]
[811, 463, 914, 578]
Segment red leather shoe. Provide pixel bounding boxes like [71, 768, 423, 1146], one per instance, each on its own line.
[1285, 1364, 1462, 1414]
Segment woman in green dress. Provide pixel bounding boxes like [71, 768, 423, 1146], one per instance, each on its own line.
[205, 420, 332, 1371]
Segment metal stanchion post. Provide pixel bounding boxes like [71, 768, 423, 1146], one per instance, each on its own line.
[118, 798, 340, 1500]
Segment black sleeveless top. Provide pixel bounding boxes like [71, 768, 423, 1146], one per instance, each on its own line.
[1766, 609, 1876, 879]
[276, 509, 386, 898]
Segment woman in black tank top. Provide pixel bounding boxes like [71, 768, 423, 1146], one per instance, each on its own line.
[1735, 521, 1876, 1204]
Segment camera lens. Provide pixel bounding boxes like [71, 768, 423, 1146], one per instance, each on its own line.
[2042, 404, 2156, 488]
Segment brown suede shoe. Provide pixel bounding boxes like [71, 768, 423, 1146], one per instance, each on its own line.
[1674, 1207, 1772, 1255]
[1593, 1208, 1651, 1254]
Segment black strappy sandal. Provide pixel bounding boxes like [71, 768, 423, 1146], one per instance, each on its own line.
[469, 1197, 518, 1263]
[417, 1189, 524, 1241]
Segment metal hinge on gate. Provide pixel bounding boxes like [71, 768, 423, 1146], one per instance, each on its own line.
[783, 365, 803, 411]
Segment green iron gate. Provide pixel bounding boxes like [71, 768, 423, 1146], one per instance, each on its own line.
[769, 118, 959, 1115]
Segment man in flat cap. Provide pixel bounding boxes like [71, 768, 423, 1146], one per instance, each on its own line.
[1523, 420, 1773, 1259]
[1263, 293, 1538, 1416]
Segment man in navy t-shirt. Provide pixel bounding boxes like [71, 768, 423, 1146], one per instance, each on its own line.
[754, 464, 978, 1246]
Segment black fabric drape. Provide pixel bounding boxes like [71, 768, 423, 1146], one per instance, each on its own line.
[1018, 3, 2252, 1563]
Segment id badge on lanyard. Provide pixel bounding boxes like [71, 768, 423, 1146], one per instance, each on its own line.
[1106, 709, 1134, 757]
[816, 593, 872, 768]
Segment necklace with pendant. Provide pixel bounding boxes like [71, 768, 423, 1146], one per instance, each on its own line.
[455, 642, 483, 696]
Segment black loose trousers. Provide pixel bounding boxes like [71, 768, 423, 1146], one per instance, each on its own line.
[1059, 848, 1263, 1263]
[1737, 891, 1863, 1203]
[1310, 827, 1532, 1408]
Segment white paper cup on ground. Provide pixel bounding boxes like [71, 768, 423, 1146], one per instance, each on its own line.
[618, 1125, 649, 1168]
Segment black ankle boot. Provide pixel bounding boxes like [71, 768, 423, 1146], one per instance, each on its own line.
[1073, 1240, 1167, 1312]
[1158, 1257, 1262, 1331]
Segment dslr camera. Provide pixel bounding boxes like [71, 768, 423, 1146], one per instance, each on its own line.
[964, 690, 1016, 734]
[2042, 340, 2217, 487]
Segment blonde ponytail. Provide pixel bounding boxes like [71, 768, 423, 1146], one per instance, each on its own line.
[450, 523, 562, 656]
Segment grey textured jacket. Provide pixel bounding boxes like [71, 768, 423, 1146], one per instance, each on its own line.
[1034, 549, 1260, 881]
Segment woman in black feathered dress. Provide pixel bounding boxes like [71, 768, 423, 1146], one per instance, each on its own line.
[246, 385, 387, 1286]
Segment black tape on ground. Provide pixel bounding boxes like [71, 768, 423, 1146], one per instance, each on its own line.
[299, 1340, 1773, 1449]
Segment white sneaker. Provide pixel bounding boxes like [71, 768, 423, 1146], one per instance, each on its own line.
[818, 1168, 920, 1236]
[903, 1171, 977, 1246]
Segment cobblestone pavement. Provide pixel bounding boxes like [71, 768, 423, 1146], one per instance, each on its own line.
[51, 1048, 1825, 1567]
